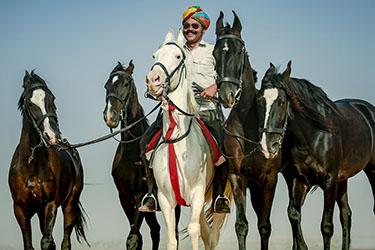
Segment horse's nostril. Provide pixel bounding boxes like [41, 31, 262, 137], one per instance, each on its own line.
[154, 75, 160, 83]
[146, 76, 149, 84]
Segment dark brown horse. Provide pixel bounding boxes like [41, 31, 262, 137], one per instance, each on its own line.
[214, 12, 283, 250]
[103, 61, 161, 250]
[257, 61, 375, 249]
[9, 71, 88, 250]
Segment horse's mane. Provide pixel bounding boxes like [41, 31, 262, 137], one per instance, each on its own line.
[18, 72, 53, 116]
[270, 73, 339, 133]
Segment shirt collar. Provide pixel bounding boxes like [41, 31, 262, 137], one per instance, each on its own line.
[184, 39, 207, 51]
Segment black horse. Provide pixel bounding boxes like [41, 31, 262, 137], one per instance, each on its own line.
[9, 71, 88, 250]
[257, 61, 375, 250]
[214, 12, 283, 250]
[103, 61, 161, 250]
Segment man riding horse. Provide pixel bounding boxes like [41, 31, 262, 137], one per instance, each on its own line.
[139, 6, 230, 214]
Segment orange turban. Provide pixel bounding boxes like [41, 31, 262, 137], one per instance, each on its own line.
[182, 6, 211, 30]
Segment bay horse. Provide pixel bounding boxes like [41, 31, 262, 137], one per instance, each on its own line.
[103, 61, 161, 250]
[9, 71, 88, 250]
[145, 29, 231, 250]
[257, 61, 375, 250]
[214, 11, 283, 250]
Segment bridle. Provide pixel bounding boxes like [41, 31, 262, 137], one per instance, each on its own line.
[215, 34, 247, 104]
[149, 42, 187, 98]
[105, 70, 147, 143]
[106, 71, 134, 121]
[22, 83, 59, 163]
[259, 98, 290, 148]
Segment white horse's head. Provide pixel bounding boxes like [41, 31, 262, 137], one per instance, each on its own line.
[146, 28, 185, 97]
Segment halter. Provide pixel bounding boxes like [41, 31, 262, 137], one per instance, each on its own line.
[150, 42, 187, 97]
[215, 34, 248, 103]
[259, 102, 290, 147]
[23, 83, 58, 147]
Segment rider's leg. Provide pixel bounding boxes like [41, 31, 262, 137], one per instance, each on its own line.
[139, 112, 163, 212]
[200, 110, 230, 213]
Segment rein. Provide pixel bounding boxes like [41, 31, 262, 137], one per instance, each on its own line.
[57, 101, 161, 150]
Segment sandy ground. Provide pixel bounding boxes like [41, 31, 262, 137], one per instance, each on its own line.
[3, 237, 374, 250]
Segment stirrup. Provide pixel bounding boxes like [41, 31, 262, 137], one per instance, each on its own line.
[213, 194, 230, 213]
[140, 193, 158, 210]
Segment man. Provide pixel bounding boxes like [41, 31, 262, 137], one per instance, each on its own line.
[139, 6, 230, 213]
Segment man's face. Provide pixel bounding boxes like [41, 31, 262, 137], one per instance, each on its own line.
[183, 17, 205, 45]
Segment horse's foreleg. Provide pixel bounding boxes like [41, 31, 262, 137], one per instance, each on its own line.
[158, 192, 177, 250]
[321, 176, 338, 250]
[189, 188, 205, 250]
[336, 180, 351, 250]
[14, 203, 35, 250]
[229, 173, 248, 250]
[249, 175, 278, 250]
[41, 202, 58, 250]
[285, 175, 309, 250]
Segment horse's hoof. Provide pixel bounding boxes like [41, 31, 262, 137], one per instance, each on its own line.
[214, 198, 230, 213]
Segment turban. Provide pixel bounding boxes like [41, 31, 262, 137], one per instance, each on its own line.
[182, 6, 211, 30]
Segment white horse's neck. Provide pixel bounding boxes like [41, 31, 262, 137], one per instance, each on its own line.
[161, 67, 195, 139]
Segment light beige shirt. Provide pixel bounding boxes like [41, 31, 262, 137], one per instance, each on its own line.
[184, 40, 217, 111]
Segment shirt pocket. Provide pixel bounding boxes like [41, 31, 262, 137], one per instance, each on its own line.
[192, 59, 214, 77]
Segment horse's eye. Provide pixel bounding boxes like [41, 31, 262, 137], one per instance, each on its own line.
[152, 55, 155, 59]
[177, 55, 181, 59]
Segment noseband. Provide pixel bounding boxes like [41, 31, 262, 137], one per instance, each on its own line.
[216, 34, 247, 102]
[23, 83, 58, 147]
[150, 42, 186, 97]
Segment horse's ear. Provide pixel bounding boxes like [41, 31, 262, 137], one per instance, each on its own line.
[177, 28, 184, 45]
[263, 63, 276, 82]
[165, 28, 174, 43]
[126, 60, 135, 75]
[216, 11, 224, 36]
[23, 70, 30, 89]
[117, 61, 123, 67]
[282, 61, 292, 83]
[232, 10, 242, 33]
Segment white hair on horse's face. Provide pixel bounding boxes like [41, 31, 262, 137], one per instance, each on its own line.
[30, 89, 57, 144]
[223, 41, 229, 52]
[260, 87, 278, 159]
[112, 75, 119, 83]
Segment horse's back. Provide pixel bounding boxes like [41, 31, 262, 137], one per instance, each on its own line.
[335, 98, 375, 179]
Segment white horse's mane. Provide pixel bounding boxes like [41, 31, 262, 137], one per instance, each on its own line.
[160, 28, 198, 116]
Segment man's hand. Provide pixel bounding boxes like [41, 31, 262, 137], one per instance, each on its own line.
[199, 84, 217, 99]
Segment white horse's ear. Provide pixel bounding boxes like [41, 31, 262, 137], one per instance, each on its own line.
[164, 28, 174, 43]
[177, 28, 184, 45]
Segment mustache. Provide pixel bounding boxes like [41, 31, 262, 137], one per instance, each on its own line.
[184, 30, 198, 35]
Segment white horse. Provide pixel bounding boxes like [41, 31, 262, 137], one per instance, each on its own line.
[145, 29, 230, 250]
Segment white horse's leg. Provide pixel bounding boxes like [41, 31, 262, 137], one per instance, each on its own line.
[189, 188, 205, 250]
[159, 192, 177, 250]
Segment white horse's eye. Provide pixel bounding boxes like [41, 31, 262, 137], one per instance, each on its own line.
[177, 55, 181, 59]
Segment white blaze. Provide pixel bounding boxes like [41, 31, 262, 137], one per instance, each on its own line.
[30, 89, 56, 143]
[223, 41, 229, 51]
[112, 75, 119, 83]
[260, 88, 278, 158]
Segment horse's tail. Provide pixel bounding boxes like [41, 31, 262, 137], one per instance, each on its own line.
[74, 201, 90, 246]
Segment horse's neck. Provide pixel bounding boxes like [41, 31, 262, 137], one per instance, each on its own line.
[121, 92, 147, 141]
[234, 58, 257, 118]
[19, 117, 47, 162]
[162, 77, 192, 135]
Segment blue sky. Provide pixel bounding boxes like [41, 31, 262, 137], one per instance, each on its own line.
[1, 1, 374, 249]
